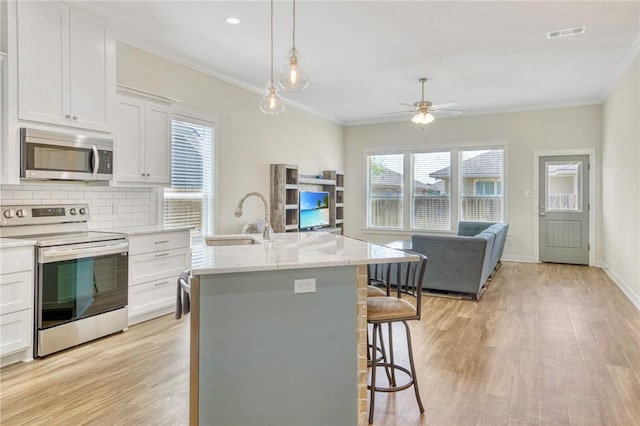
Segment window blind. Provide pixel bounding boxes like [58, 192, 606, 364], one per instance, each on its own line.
[367, 154, 404, 228]
[460, 149, 504, 222]
[163, 119, 214, 236]
[412, 152, 450, 230]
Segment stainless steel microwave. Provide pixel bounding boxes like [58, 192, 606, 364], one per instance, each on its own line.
[20, 128, 113, 181]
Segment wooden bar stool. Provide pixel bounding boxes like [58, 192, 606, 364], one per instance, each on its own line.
[366, 254, 427, 424]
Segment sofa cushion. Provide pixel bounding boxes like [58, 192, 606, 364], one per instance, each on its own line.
[458, 221, 495, 237]
[474, 231, 496, 285]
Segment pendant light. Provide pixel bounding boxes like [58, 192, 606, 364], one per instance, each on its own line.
[260, 0, 285, 115]
[278, 0, 309, 91]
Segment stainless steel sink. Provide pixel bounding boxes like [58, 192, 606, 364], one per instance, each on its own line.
[205, 236, 261, 247]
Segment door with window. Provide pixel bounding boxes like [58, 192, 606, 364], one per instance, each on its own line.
[539, 155, 589, 265]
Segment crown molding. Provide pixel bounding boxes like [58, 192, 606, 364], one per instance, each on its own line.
[600, 34, 640, 101]
[344, 99, 602, 127]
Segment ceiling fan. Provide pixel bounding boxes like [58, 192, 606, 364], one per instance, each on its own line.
[384, 78, 461, 127]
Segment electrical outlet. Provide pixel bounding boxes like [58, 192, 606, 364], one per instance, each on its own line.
[294, 278, 316, 294]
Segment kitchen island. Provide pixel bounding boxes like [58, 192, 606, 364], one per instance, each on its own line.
[189, 232, 418, 426]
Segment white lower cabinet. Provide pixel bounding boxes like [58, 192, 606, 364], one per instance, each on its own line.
[0, 244, 35, 367]
[128, 230, 190, 325]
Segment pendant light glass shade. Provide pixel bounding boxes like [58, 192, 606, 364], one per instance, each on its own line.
[261, 0, 285, 115]
[260, 85, 285, 115]
[279, 48, 309, 91]
[411, 111, 434, 126]
[278, 0, 309, 91]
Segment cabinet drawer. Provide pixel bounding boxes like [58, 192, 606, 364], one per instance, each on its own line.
[0, 271, 33, 315]
[130, 248, 190, 284]
[0, 246, 34, 274]
[0, 309, 33, 356]
[129, 231, 190, 255]
[128, 277, 175, 319]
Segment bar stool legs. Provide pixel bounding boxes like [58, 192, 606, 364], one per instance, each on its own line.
[367, 321, 424, 424]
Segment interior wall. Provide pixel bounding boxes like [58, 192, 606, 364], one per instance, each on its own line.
[343, 105, 603, 262]
[602, 52, 640, 307]
[116, 42, 344, 234]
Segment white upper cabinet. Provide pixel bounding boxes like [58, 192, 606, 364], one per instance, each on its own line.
[115, 95, 171, 185]
[16, 2, 112, 132]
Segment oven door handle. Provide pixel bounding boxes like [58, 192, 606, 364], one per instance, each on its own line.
[40, 241, 129, 263]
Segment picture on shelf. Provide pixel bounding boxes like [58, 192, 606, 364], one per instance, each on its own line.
[299, 191, 330, 230]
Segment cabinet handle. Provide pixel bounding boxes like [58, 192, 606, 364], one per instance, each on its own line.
[72, 116, 78, 120]
[154, 281, 170, 287]
[146, 173, 151, 177]
[65, 114, 71, 119]
[154, 240, 170, 244]
[155, 253, 170, 258]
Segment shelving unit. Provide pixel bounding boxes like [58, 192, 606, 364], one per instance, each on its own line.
[270, 164, 344, 234]
[270, 164, 299, 232]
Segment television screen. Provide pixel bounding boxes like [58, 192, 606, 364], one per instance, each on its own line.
[299, 191, 330, 230]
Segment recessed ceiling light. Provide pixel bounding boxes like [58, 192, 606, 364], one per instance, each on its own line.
[547, 26, 586, 39]
[226, 16, 241, 25]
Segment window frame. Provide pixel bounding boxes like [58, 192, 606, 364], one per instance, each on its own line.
[159, 107, 219, 237]
[363, 143, 508, 234]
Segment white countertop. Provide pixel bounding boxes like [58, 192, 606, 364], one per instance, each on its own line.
[0, 237, 36, 248]
[191, 232, 418, 275]
[95, 225, 193, 236]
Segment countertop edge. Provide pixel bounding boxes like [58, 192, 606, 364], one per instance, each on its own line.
[191, 253, 420, 275]
[95, 225, 194, 236]
[0, 238, 37, 248]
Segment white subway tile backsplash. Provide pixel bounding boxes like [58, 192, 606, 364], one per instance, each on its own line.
[14, 191, 33, 199]
[32, 191, 52, 200]
[1, 184, 157, 229]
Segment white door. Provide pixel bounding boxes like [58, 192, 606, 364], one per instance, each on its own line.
[115, 96, 145, 183]
[143, 103, 172, 184]
[69, 8, 109, 132]
[17, 1, 70, 126]
[539, 155, 589, 265]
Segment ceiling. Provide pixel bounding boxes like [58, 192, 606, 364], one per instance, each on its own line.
[84, 1, 640, 125]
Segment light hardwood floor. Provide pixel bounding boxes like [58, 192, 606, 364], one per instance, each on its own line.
[1, 263, 639, 425]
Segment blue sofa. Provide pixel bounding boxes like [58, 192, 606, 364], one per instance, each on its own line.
[410, 221, 509, 299]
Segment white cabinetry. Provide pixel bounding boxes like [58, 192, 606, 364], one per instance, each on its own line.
[0, 244, 35, 367]
[128, 230, 190, 325]
[115, 95, 172, 185]
[16, 1, 112, 132]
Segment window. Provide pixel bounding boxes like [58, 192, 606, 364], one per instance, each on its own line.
[460, 149, 504, 222]
[163, 117, 215, 236]
[412, 152, 450, 230]
[367, 154, 404, 228]
[366, 147, 505, 231]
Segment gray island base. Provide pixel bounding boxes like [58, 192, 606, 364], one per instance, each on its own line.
[189, 232, 418, 425]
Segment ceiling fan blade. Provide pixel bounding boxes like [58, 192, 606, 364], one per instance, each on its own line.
[381, 110, 415, 115]
[431, 109, 462, 116]
[399, 102, 417, 108]
[431, 101, 459, 109]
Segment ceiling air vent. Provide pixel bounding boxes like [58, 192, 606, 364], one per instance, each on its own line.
[547, 26, 586, 39]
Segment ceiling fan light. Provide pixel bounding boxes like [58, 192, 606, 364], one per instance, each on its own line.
[278, 48, 309, 91]
[260, 85, 285, 115]
[411, 111, 434, 125]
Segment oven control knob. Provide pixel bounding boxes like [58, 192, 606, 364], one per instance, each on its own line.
[2, 209, 14, 219]
[70, 208, 77, 215]
[16, 209, 26, 218]
[79, 207, 87, 215]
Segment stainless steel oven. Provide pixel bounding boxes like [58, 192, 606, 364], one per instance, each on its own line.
[0, 204, 129, 357]
[20, 127, 113, 181]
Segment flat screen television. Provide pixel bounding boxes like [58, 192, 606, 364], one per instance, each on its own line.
[299, 191, 330, 231]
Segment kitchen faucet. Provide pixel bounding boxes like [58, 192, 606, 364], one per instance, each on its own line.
[234, 192, 274, 241]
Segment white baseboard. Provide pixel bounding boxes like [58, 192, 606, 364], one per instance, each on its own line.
[601, 262, 640, 311]
[502, 255, 537, 263]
